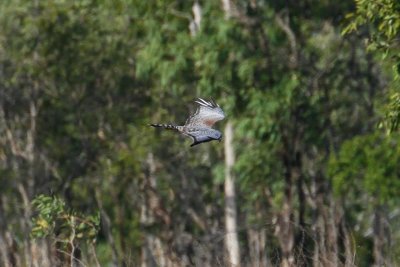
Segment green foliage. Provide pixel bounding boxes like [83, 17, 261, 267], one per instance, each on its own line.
[31, 195, 65, 238]
[329, 133, 400, 204]
[31, 194, 100, 243]
[343, 0, 400, 132]
[382, 90, 400, 133]
[343, 0, 400, 53]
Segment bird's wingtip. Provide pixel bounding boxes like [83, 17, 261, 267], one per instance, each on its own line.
[195, 97, 217, 108]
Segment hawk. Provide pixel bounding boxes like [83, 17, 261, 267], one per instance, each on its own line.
[151, 98, 225, 147]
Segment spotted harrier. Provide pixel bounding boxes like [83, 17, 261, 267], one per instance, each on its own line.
[151, 98, 225, 147]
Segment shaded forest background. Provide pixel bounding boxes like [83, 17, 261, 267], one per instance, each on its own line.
[0, 0, 399, 266]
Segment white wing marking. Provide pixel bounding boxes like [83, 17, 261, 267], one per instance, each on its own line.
[185, 98, 225, 128]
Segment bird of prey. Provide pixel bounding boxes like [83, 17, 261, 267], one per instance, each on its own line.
[151, 98, 225, 147]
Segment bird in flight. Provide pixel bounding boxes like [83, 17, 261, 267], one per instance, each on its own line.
[151, 98, 225, 147]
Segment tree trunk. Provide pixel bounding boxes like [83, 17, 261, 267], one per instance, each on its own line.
[190, 0, 202, 36]
[339, 212, 355, 267]
[372, 205, 390, 267]
[140, 152, 167, 267]
[219, 2, 240, 264]
[224, 121, 240, 266]
[276, 167, 295, 267]
[95, 190, 120, 267]
[221, 0, 234, 19]
[325, 195, 338, 267]
[296, 169, 306, 267]
[312, 172, 326, 267]
[248, 227, 270, 267]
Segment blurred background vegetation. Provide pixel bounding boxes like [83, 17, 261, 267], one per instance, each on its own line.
[0, 0, 399, 266]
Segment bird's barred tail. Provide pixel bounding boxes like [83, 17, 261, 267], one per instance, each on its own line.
[150, 124, 183, 131]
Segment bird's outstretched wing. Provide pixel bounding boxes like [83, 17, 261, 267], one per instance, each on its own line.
[185, 98, 225, 128]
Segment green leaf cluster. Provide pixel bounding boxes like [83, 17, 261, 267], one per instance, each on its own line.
[343, 0, 400, 52]
[31, 194, 100, 243]
[343, 0, 400, 132]
[329, 133, 400, 204]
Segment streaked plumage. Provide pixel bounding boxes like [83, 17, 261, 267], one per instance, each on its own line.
[151, 98, 225, 147]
